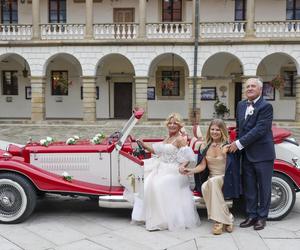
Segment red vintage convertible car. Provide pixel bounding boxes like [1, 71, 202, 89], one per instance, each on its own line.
[0, 108, 299, 223]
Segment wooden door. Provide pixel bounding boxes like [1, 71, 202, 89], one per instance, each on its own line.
[114, 83, 132, 119]
[113, 8, 134, 23]
[113, 8, 134, 38]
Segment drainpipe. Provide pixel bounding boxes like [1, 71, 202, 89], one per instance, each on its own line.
[192, 0, 200, 123]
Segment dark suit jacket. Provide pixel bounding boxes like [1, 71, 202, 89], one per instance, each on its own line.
[236, 97, 275, 162]
[194, 149, 241, 199]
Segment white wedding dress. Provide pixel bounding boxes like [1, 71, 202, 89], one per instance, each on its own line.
[132, 142, 201, 231]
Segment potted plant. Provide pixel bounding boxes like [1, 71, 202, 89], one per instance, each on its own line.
[214, 96, 230, 119]
[270, 75, 285, 90]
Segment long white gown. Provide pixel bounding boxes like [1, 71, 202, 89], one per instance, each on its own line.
[132, 142, 201, 231]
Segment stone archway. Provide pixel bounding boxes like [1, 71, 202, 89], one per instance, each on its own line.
[0, 53, 31, 118]
[201, 52, 243, 119]
[147, 53, 190, 119]
[44, 53, 83, 119]
[96, 54, 135, 119]
[257, 53, 298, 120]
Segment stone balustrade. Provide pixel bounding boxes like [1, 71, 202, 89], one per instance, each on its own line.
[94, 23, 138, 39]
[146, 22, 192, 39]
[40, 24, 85, 40]
[6, 21, 300, 41]
[255, 21, 300, 37]
[0, 25, 32, 40]
[200, 22, 246, 38]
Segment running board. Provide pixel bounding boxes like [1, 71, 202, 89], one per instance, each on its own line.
[98, 195, 232, 209]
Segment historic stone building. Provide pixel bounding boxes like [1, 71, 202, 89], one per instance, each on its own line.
[0, 0, 299, 122]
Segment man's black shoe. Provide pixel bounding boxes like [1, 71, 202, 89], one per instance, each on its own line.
[240, 218, 257, 228]
[254, 219, 266, 230]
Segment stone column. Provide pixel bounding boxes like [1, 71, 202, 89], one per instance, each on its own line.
[85, 0, 94, 39]
[134, 76, 148, 121]
[32, 0, 40, 40]
[30, 76, 46, 122]
[82, 76, 96, 122]
[138, 0, 146, 38]
[188, 77, 204, 124]
[246, 0, 255, 37]
[295, 76, 300, 121]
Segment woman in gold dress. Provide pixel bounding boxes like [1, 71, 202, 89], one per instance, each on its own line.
[185, 119, 234, 235]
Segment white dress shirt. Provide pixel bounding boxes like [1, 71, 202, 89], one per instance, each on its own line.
[235, 96, 261, 150]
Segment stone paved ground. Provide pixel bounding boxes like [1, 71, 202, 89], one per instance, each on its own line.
[0, 194, 299, 250]
[1, 121, 300, 250]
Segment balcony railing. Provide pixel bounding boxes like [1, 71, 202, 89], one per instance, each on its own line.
[6, 21, 300, 41]
[146, 22, 192, 39]
[200, 22, 246, 38]
[255, 21, 300, 37]
[0, 25, 32, 40]
[40, 24, 85, 40]
[94, 23, 138, 39]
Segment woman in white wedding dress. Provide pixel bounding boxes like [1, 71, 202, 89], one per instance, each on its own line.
[132, 113, 200, 231]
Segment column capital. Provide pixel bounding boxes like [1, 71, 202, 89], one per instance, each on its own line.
[241, 75, 257, 80]
[30, 76, 47, 82]
[187, 76, 206, 84]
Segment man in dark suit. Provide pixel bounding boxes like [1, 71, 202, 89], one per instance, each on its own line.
[229, 78, 275, 230]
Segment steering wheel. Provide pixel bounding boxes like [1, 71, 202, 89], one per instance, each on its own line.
[108, 131, 121, 144]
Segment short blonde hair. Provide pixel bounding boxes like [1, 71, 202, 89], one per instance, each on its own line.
[165, 113, 184, 128]
[205, 119, 228, 145]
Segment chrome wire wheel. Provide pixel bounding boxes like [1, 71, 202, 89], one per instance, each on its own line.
[268, 173, 296, 221]
[0, 179, 27, 222]
[0, 173, 36, 224]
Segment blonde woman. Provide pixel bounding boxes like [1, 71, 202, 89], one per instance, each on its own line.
[185, 119, 240, 235]
[132, 113, 200, 231]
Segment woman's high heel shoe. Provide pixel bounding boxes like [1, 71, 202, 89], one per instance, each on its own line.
[212, 222, 223, 235]
[224, 224, 234, 233]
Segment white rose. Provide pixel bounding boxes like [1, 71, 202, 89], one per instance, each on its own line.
[40, 139, 47, 145]
[46, 136, 53, 143]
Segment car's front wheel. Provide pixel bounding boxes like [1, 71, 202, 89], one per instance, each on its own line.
[0, 173, 37, 224]
[268, 172, 296, 221]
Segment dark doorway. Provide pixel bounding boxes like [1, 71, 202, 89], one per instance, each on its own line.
[234, 82, 242, 117]
[114, 82, 132, 119]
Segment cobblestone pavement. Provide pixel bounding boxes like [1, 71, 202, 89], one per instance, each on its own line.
[1, 121, 300, 250]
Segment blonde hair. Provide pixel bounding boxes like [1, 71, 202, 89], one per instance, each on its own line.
[205, 119, 228, 145]
[165, 113, 184, 128]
